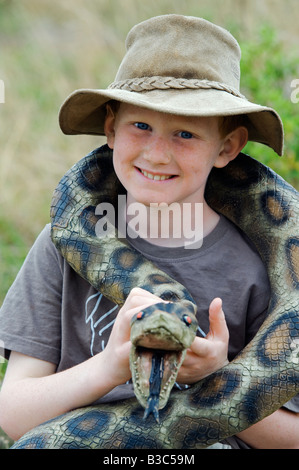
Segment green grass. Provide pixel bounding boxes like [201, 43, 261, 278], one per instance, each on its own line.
[240, 25, 299, 185]
[0, 216, 30, 303]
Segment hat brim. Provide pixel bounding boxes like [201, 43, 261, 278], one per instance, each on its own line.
[59, 87, 284, 155]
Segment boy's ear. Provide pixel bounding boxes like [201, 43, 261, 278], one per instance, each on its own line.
[104, 104, 116, 149]
[214, 126, 248, 168]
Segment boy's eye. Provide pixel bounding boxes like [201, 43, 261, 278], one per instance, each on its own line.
[134, 122, 150, 131]
[179, 131, 193, 139]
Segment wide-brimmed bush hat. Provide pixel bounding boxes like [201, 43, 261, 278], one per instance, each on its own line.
[59, 14, 284, 155]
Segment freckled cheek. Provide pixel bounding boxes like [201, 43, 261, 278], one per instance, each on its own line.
[114, 135, 142, 165]
[187, 161, 210, 178]
[113, 152, 127, 181]
[113, 155, 138, 189]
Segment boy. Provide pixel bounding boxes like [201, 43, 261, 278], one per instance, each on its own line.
[0, 14, 298, 449]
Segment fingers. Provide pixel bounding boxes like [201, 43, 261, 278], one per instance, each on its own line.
[207, 297, 229, 342]
[113, 287, 166, 341]
[188, 335, 211, 358]
[186, 298, 229, 364]
[119, 287, 166, 321]
[125, 287, 165, 311]
[104, 287, 169, 385]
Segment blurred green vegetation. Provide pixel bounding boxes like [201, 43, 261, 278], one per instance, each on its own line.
[240, 26, 299, 181]
[0, 1, 298, 446]
[0, 216, 29, 301]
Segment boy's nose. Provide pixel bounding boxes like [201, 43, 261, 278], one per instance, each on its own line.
[143, 138, 172, 165]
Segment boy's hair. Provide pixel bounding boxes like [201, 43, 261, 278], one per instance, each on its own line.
[106, 100, 249, 139]
[219, 114, 249, 138]
[107, 100, 121, 115]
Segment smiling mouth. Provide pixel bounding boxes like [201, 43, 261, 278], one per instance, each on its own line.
[138, 168, 176, 181]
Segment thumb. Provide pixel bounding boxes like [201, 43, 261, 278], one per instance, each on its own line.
[207, 297, 229, 341]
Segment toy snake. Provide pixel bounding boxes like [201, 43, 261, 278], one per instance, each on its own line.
[11, 145, 299, 448]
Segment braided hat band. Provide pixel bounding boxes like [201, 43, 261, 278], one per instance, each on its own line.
[108, 76, 246, 100]
[59, 15, 284, 155]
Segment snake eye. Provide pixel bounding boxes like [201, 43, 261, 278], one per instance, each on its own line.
[183, 315, 192, 326]
[136, 311, 144, 320]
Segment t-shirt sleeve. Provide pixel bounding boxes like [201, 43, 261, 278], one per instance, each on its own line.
[0, 224, 63, 365]
[282, 395, 299, 413]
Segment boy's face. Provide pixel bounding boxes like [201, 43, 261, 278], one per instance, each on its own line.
[104, 103, 230, 207]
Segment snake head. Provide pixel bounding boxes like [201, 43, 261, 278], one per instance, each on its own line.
[130, 301, 198, 420]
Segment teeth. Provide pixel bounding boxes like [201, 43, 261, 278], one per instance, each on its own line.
[140, 169, 172, 181]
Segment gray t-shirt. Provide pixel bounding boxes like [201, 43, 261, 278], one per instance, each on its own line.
[0, 215, 269, 367]
[0, 214, 297, 448]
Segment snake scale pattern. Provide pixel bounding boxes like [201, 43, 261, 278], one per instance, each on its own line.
[12, 145, 299, 449]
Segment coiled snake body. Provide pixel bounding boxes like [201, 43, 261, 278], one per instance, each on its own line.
[12, 145, 299, 449]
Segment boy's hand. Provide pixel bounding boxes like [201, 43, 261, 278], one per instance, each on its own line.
[102, 288, 165, 386]
[177, 297, 229, 384]
[104, 291, 229, 387]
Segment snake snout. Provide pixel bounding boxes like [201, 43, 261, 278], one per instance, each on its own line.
[130, 345, 185, 415]
[129, 302, 198, 416]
